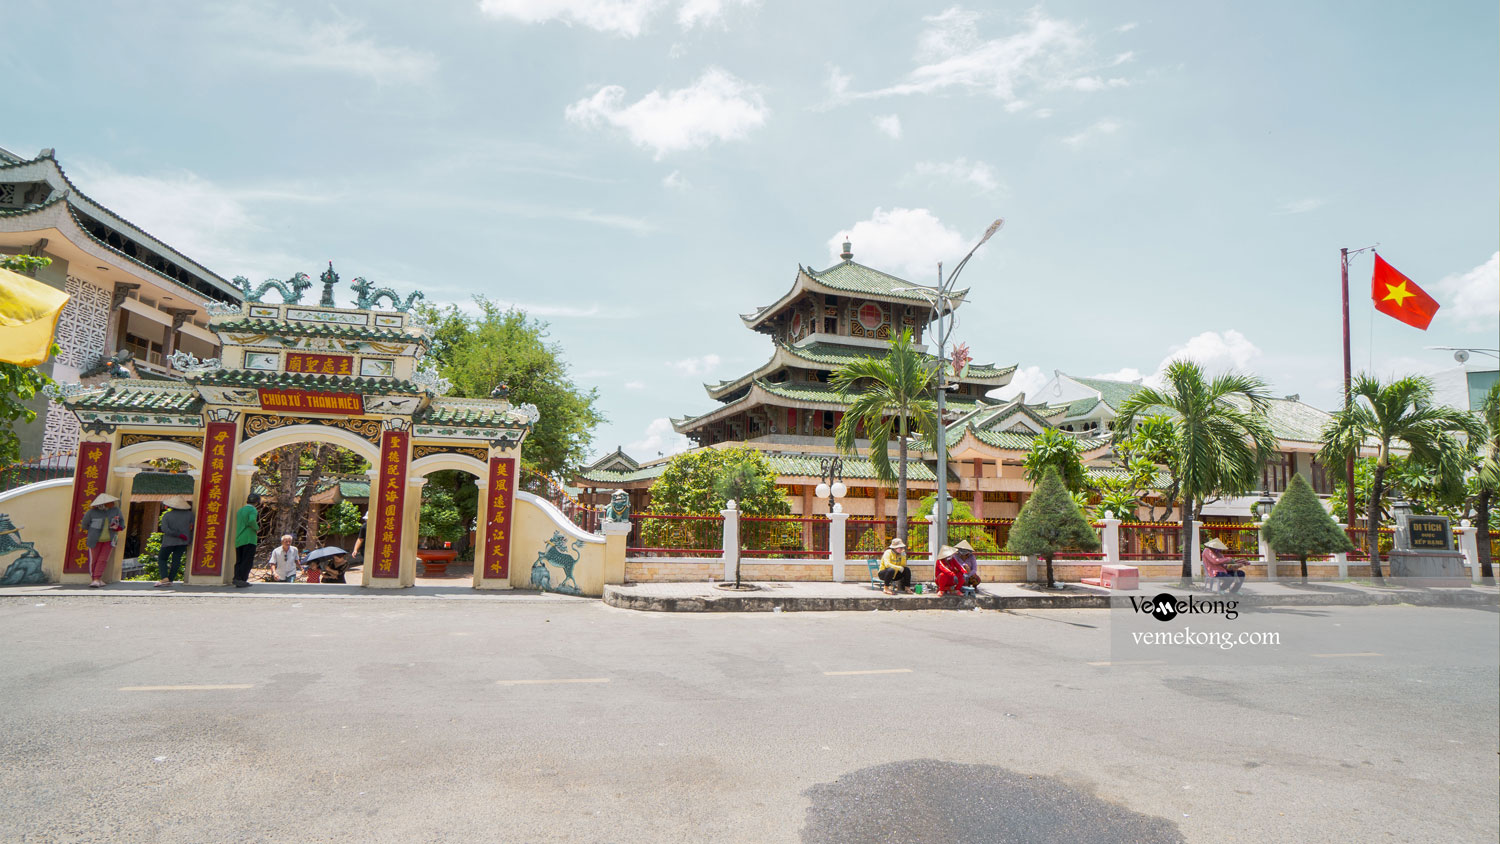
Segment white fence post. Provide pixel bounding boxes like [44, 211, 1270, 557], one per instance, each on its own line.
[1457, 519, 1481, 584]
[1334, 523, 1349, 579]
[828, 506, 848, 582]
[1191, 520, 1204, 578]
[926, 515, 939, 562]
[1100, 515, 1121, 566]
[1024, 555, 1037, 583]
[720, 502, 739, 581]
[1259, 521, 1277, 581]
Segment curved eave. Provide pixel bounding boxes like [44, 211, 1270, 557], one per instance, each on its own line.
[3, 155, 236, 297]
[673, 381, 849, 435]
[741, 266, 968, 332]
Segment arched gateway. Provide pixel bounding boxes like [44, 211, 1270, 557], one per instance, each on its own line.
[18, 269, 627, 592]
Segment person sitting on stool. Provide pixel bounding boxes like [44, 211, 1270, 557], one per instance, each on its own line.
[878, 538, 911, 595]
[1203, 538, 1244, 593]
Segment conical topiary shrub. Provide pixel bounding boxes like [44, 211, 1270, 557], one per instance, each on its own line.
[1261, 473, 1355, 580]
[1006, 466, 1100, 588]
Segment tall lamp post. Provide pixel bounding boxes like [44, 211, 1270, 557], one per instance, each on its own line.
[814, 457, 846, 512]
[897, 218, 1004, 548]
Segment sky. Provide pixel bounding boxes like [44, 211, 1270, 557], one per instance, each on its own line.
[6, 0, 1497, 462]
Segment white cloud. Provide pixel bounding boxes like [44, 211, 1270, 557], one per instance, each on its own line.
[670, 353, 721, 376]
[995, 365, 1048, 401]
[874, 114, 903, 139]
[825, 64, 853, 101]
[1112, 51, 1135, 66]
[911, 158, 1002, 194]
[1274, 197, 1325, 215]
[214, 4, 436, 84]
[1435, 251, 1499, 331]
[624, 380, 646, 390]
[1062, 118, 1121, 146]
[629, 417, 692, 457]
[856, 7, 1129, 108]
[829, 208, 970, 279]
[1116, 22, 1138, 33]
[662, 170, 692, 191]
[1098, 330, 1263, 389]
[565, 67, 769, 159]
[476, 0, 753, 37]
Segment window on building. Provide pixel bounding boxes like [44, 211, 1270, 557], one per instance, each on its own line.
[1262, 452, 1292, 493]
[1309, 456, 1333, 495]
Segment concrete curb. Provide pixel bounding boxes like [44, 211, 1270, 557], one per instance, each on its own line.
[602, 584, 1497, 613]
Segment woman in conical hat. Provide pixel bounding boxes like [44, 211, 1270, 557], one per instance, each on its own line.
[156, 496, 195, 587]
[78, 493, 123, 588]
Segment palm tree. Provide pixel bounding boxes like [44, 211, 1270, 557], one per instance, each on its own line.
[1320, 374, 1483, 581]
[832, 328, 940, 545]
[1114, 361, 1278, 582]
[1470, 382, 1499, 580]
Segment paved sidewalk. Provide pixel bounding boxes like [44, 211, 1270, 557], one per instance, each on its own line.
[0, 580, 592, 603]
[603, 579, 1500, 612]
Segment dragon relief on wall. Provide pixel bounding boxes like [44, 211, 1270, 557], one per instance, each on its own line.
[529, 531, 585, 595]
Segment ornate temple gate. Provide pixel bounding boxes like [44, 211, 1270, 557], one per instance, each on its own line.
[53, 267, 539, 589]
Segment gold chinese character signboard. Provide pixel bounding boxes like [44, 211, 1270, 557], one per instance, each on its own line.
[284, 352, 353, 375]
[371, 429, 409, 579]
[63, 442, 112, 574]
[257, 389, 363, 415]
[482, 456, 515, 579]
[190, 422, 238, 576]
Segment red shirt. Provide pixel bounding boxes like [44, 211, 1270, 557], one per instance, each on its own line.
[305, 567, 321, 583]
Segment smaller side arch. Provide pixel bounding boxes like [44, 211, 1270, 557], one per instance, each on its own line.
[409, 453, 489, 479]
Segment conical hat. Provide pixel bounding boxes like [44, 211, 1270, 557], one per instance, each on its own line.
[938, 545, 957, 559]
[91, 493, 119, 506]
[164, 496, 192, 510]
[955, 539, 974, 552]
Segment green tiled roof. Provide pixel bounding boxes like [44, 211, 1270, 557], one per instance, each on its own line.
[1226, 395, 1332, 443]
[132, 473, 196, 495]
[783, 341, 1014, 380]
[417, 401, 526, 428]
[339, 480, 371, 499]
[69, 384, 202, 413]
[972, 429, 1039, 450]
[214, 318, 417, 344]
[1064, 396, 1100, 417]
[805, 261, 969, 305]
[764, 452, 950, 482]
[576, 464, 669, 484]
[1071, 376, 1146, 412]
[756, 379, 989, 414]
[193, 369, 425, 395]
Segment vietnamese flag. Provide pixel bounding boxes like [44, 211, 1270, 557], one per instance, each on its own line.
[1371, 254, 1440, 330]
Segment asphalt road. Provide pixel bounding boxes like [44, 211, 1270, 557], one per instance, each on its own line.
[0, 596, 1494, 843]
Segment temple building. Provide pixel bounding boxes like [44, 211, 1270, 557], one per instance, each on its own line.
[577, 244, 1107, 519]
[0, 146, 242, 458]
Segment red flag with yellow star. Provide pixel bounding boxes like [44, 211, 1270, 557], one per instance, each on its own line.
[1371, 254, 1439, 330]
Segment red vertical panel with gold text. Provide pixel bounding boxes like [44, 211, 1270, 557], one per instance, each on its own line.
[371, 429, 409, 579]
[482, 457, 515, 580]
[190, 422, 237, 576]
[63, 442, 112, 574]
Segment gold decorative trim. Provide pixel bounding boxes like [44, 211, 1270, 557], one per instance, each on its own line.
[241, 413, 384, 444]
[120, 433, 205, 450]
[413, 444, 489, 461]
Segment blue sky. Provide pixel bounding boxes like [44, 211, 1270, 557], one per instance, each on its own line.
[7, 1, 1497, 460]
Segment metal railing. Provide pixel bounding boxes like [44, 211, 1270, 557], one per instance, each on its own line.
[1120, 521, 1182, 561]
[629, 513, 724, 557]
[1201, 522, 1261, 560]
[0, 451, 77, 494]
[740, 515, 829, 558]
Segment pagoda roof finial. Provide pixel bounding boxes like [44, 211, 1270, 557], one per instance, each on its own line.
[840, 238, 853, 261]
[319, 261, 339, 307]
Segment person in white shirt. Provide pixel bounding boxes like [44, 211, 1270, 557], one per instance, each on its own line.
[268, 535, 300, 583]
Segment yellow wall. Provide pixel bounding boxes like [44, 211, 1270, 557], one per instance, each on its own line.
[0, 480, 76, 583]
[507, 493, 614, 596]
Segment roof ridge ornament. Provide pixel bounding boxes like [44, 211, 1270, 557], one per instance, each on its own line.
[840, 238, 852, 261]
[319, 261, 339, 306]
[234, 272, 312, 304]
[411, 364, 452, 397]
[167, 350, 223, 375]
[203, 299, 241, 317]
[43, 381, 101, 401]
[350, 275, 425, 313]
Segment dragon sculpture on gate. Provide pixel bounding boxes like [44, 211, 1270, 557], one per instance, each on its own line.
[232, 272, 313, 304]
[350, 276, 425, 312]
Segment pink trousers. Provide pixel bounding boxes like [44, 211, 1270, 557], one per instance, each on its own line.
[89, 542, 113, 580]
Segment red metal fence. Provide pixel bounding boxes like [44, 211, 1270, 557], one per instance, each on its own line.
[740, 515, 829, 558]
[1120, 521, 1182, 561]
[1201, 522, 1261, 560]
[1344, 526, 1396, 561]
[629, 513, 723, 557]
[0, 451, 76, 494]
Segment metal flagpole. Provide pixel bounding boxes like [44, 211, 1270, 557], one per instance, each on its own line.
[1341, 247, 1355, 531]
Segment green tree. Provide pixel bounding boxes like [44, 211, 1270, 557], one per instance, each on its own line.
[1471, 382, 1500, 580]
[418, 488, 466, 547]
[0, 254, 58, 465]
[907, 494, 1001, 554]
[1320, 374, 1482, 580]
[1115, 361, 1277, 583]
[1006, 466, 1100, 588]
[1261, 473, 1354, 580]
[319, 500, 365, 540]
[1022, 428, 1086, 493]
[832, 328, 940, 545]
[416, 299, 604, 477]
[645, 446, 788, 516]
[1116, 415, 1179, 522]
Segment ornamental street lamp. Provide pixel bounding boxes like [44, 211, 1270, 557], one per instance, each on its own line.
[1255, 489, 1276, 520]
[896, 218, 1004, 547]
[814, 456, 846, 513]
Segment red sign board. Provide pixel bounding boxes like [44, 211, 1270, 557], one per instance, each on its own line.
[857, 302, 883, 331]
[285, 352, 353, 376]
[258, 389, 363, 415]
[190, 422, 238, 576]
[482, 457, 515, 580]
[63, 441, 112, 574]
[371, 429, 409, 579]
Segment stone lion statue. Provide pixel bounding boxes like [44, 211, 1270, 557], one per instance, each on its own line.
[604, 489, 631, 524]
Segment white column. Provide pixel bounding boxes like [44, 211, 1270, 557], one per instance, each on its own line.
[926, 515, 939, 562]
[1191, 520, 1204, 578]
[720, 502, 739, 581]
[1024, 555, 1037, 583]
[828, 506, 848, 582]
[1100, 515, 1121, 566]
[1457, 520, 1481, 584]
[1333, 523, 1349, 579]
[1258, 521, 1277, 581]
